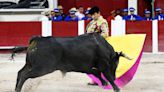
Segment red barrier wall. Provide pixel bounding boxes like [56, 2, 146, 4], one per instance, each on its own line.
[126, 21, 152, 52]
[0, 21, 156, 53]
[158, 21, 164, 52]
[155, 0, 164, 52]
[0, 22, 41, 46]
[52, 22, 78, 37]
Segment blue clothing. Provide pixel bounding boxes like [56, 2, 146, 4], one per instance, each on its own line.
[122, 16, 128, 20]
[154, 14, 164, 20]
[51, 15, 63, 21]
[142, 17, 152, 21]
[124, 14, 143, 21]
[64, 15, 79, 21]
[82, 16, 92, 20]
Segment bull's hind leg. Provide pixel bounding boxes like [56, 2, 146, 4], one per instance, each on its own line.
[15, 63, 31, 92]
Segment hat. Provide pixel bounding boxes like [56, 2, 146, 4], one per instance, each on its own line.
[123, 8, 128, 12]
[58, 5, 63, 10]
[129, 7, 135, 11]
[54, 8, 59, 13]
[155, 8, 162, 12]
[145, 10, 151, 14]
[69, 8, 77, 14]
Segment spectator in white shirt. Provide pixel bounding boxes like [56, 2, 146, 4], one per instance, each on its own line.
[75, 6, 85, 20]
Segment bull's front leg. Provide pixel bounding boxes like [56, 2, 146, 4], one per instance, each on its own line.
[102, 67, 120, 92]
[15, 77, 28, 92]
[87, 68, 108, 86]
[97, 61, 120, 92]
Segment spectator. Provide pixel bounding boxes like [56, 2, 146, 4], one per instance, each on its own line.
[115, 9, 121, 16]
[82, 9, 92, 21]
[154, 8, 164, 20]
[65, 8, 79, 21]
[107, 10, 116, 21]
[39, 11, 51, 21]
[51, 8, 63, 21]
[58, 5, 66, 20]
[143, 10, 152, 21]
[122, 8, 128, 20]
[124, 7, 142, 21]
[75, 6, 85, 20]
[114, 9, 123, 19]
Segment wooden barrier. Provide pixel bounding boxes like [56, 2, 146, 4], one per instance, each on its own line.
[126, 21, 152, 52]
[52, 21, 78, 37]
[158, 21, 164, 52]
[0, 22, 41, 46]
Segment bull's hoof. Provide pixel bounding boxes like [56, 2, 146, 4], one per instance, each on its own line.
[87, 82, 98, 86]
[102, 81, 108, 86]
[114, 89, 120, 92]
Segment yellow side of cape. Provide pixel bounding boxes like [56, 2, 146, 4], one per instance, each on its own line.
[105, 34, 146, 78]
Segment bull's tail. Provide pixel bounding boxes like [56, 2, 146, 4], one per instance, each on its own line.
[11, 46, 28, 60]
[118, 52, 132, 60]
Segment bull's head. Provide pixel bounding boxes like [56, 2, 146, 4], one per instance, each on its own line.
[111, 52, 132, 80]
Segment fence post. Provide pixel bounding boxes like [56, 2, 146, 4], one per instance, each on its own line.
[152, 20, 158, 53]
[111, 16, 126, 36]
[41, 21, 52, 37]
[78, 20, 85, 35]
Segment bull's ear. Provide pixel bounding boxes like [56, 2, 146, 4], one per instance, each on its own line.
[117, 51, 123, 56]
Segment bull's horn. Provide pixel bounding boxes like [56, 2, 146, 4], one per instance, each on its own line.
[119, 52, 133, 60]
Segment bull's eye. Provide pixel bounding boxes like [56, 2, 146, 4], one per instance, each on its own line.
[31, 49, 35, 52]
[28, 41, 37, 52]
[31, 48, 37, 52]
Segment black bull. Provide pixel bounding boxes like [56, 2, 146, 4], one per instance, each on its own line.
[12, 33, 131, 92]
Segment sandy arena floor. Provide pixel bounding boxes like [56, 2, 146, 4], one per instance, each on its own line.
[0, 53, 164, 92]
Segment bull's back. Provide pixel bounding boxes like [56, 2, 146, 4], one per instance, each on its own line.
[27, 36, 98, 71]
[55, 36, 99, 71]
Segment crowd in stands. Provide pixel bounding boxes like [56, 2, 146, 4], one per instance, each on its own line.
[40, 5, 164, 21]
[120, 7, 164, 21]
[40, 5, 92, 21]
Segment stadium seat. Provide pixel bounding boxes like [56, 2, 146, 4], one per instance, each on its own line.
[0, 0, 48, 9]
[0, 1, 17, 8]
